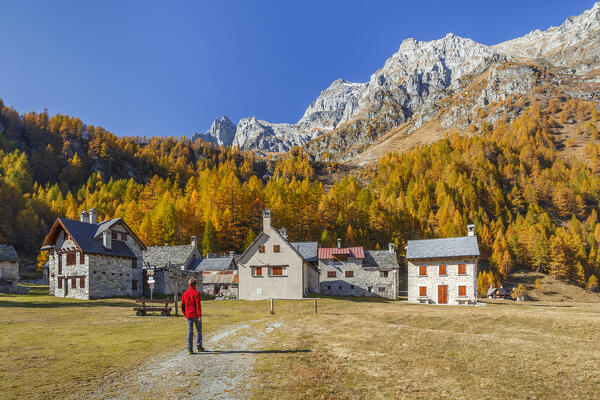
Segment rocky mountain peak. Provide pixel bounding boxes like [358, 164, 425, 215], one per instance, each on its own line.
[192, 114, 236, 146]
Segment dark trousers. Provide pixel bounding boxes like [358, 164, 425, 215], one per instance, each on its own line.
[187, 318, 202, 350]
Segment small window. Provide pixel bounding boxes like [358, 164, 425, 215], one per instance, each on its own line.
[80, 252, 84, 264]
[458, 264, 466, 275]
[350, 285, 354, 289]
[58, 278, 63, 289]
[378, 287, 385, 293]
[111, 231, 118, 240]
[368, 286, 372, 293]
[273, 245, 280, 253]
[258, 245, 265, 253]
[253, 267, 263, 277]
[80, 277, 85, 288]
[419, 265, 427, 276]
[419, 286, 427, 297]
[327, 271, 336, 278]
[345, 271, 354, 278]
[458, 285, 466, 297]
[327, 285, 331, 290]
[121, 233, 127, 241]
[271, 266, 283, 276]
[71, 278, 76, 289]
[132, 259, 137, 269]
[380, 271, 389, 278]
[66, 252, 76, 266]
[439, 264, 447, 276]
[132, 280, 138, 291]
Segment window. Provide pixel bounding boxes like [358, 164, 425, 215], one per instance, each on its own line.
[58, 278, 63, 289]
[327, 285, 331, 290]
[368, 287, 372, 293]
[273, 245, 280, 253]
[66, 252, 76, 266]
[439, 264, 447, 276]
[111, 231, 118, 240]
[271, 266, 283, 276]
[378, 287, 385, 293]
[132, 280, 138, 291]
[350, 285, 355, 289]
[458, 285, 466, 297]
[345, 271, 354, 278]
[252, 267, 263, 277]
[132, 259, 137, 269]
[458, 264, 466, 275]
[327, 271, 336, 278]
[380, 271, 389, 278]
[121, 233, 127, 241]
[80, 252, 84, 264]
[419, 265, 427, 276]
[71, 278, 76, 289]
[419, 286, 427, 297]
[258, 245, 265, 253]
[80, 277, 85, 288]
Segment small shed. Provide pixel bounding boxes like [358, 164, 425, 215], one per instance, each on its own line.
[202, 270, 238, 299]
[487, 287, 511, 299]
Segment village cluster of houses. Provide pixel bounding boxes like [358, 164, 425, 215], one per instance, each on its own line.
[29, 208, 482, 304]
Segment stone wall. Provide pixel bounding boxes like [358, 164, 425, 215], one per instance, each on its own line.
[88, 254, 141, 299]
[319, 259, 398, 300]
[202, 283, 238, 298]
[0, 261, 19, 281]
[164, 266, 203, 296]
[49, 245, 90, 300]
[407, 257, 478, 304]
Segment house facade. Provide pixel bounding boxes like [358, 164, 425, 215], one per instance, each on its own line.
[238, 209, 319, 300]
[0, 245, 19, 294]
[42, 209, 146, 300]
[406, 225, 480, 305]
[318, 240, 399, 300]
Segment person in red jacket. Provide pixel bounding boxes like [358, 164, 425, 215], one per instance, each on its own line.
[181, 277, 204, 354]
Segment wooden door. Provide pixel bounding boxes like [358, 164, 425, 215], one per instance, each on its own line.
[438, 285, 447, 304]
[64, 279, 69, 297]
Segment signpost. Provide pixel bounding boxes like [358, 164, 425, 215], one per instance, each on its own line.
[147, 276, 155, 300]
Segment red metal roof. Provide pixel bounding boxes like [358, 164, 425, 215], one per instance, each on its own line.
[318, 246, 365, 260]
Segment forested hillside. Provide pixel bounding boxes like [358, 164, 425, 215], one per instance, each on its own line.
[1, 98, 599, 292]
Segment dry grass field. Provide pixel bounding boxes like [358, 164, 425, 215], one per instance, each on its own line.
[1, 286, 600, 399]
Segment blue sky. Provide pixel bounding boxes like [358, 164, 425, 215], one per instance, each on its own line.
[0, 0, 595, 137]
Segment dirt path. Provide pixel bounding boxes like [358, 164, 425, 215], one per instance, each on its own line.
[88, 320, 284, 400]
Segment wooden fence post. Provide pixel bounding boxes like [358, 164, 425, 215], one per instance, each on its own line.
[314, 299, 317, 315]
[270, 298, 274, 314]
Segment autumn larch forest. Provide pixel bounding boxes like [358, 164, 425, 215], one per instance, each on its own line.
[1, 96, 600, 294]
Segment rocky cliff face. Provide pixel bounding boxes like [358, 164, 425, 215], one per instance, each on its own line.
[200, 2, 600, 159]
[192, 115, 236, 146]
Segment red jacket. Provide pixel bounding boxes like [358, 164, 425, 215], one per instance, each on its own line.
[181, 285, 202, 318]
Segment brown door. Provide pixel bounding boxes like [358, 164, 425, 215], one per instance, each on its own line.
[438, 285, 447, 304]
[64, 279, 68, 297]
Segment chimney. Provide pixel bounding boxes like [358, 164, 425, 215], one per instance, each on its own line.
[80, 210, 89, 223]
[262, 208, 272, 231]
[191, 236, 198, 251]
[102, 230, 112, 249]
[388, 243, 395, 254]
[337, 238, 342, 249]
[279, 228, 288, 240]
[467, 224, 475, 237]
[89, 208, 98, 224]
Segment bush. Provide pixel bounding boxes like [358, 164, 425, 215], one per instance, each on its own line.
[513, 283, 527, 300]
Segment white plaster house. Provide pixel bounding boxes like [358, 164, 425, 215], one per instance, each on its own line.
[237, 209, 320, 300]
[406, 225, 480, 305]
[42, 209, 146, 300]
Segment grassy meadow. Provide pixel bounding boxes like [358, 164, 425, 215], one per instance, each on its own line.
[1, 286, 600, 399]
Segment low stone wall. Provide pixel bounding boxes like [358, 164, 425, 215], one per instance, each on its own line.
[202, 283, 238, 299]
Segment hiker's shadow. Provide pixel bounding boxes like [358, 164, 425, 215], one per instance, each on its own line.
[198, 349, 310, 355]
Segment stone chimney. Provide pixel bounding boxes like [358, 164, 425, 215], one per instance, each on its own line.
[388, 242, 395, 254]
[337, 238, 342, 248]
[467, 224, 475, 237]
[262, 209, 272, 231]
[89, 208, 98, 224]
[80, 210, 89, 223]
[279, 228, 288, 240]
[102, 230, 112, 249]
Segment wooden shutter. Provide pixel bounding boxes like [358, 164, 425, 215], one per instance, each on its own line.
[273, 245, 280, 253]
[111, 231, 118, 240]
[66, 252, 76, 266]
[419, 265, 427, 276]
[58, 278, 63, 289]
[419, 286, 427, 297]
[439, 264, 447, 275]
[132, 280, 137, 291]
[255, 267, 262, 276]
[438, 285, 448, 304]
[71, 278, 76, 289]
[121, 233, 127, 241]
[458, 264, 466, 275]
[327, 271, 336, 278]
[380, 271, 389, 278]
[258, 245, 265, 253]
[345, 271, 354, 278]
[80, 277, 85, 288]
[272, 266, 282, 276]
[58, 255, 62, 275]
[458, 285, 466, 296]
[132, 259, 137, 269]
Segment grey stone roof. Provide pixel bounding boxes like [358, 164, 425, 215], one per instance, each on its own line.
[191, 257, 236, 272]
[363, 250, 399, 270]
[487, 287, 510, 296]
[406, 236, 480, 259]
[0, 245, 18, 262]
[289, 242, 318, 262]
[58, 218, 137, 259]
[143, 244, 195, 268]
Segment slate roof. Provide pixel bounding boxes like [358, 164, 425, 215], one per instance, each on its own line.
[289, 242, 318, 262]
[406, 236, 480, 260]
[143, 244, 195, 268]
[318, 246, 365, 260]
[202, 270, 238, 284]
[54, 218, 137, 258]
[191, 257, 236, 272]
[363, 250, 399, 270]
[0, 245, 18, 263]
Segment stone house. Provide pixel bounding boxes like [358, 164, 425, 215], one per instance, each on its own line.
[42, 209, 146, 300]
[406, 225, 480, 305]
[202, 270, 238, 298]
[318, 240, 399, 300]
[0, 245, 19, 294]
[238, 209, 320, 300]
